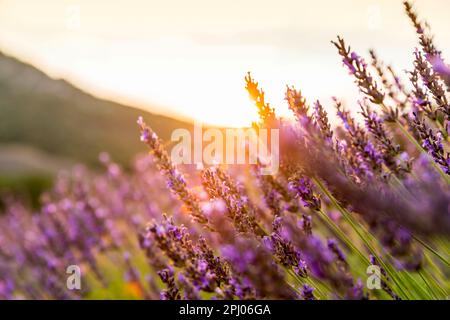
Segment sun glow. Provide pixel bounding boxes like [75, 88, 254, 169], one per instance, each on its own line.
[1, 0, 450, 127]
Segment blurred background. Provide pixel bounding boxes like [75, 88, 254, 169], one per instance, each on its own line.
[0, 0, 449, 204]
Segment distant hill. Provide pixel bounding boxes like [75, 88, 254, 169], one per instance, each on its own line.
[0, 51, 195, 205]
[0, 50, 192, 169]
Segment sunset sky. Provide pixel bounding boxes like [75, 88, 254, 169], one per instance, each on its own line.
[1, 0, 449, 127]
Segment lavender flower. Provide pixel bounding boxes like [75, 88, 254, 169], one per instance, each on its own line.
[201, 167, 260, 235]
[359, 101, 411, 176]
[263, 217, 308, 278]
[313, 100, 333, 143]
[413, 50, 450, 118]
[408, 68, 436, 119]
[301, 284, 315, 300]
[286, 86, 311, 124]
[404, 1, 442, 61]
[288, 175, 321, 212]
[245, 72, 276, 126]
[332, 37, 385, 105]
[137, 116, 209, 225]
[158, 267, 181, 300]
[221, 235, 297, 299]
[411, 113, 450, 174]
[336, 102, 384, 177]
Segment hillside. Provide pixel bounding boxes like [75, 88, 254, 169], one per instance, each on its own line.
[0, 51, 195, 205]
[0, 50, 192, 169]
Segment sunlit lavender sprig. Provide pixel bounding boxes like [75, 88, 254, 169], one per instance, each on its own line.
[285, 86, 311, 124]
[312, 100, 333, 143]
[288, 175, 321, 213]
[245, 72, 276, 126]
[157, 267, 181, 300]
[336, 102, 384, 177]
[201, 167, 260, 235]
[137, 116, 209, 225]
[141, 214, 236, 298]
[413, 50, 450, 119]
[408, 67, 436, 119]
[262, 216, 309, 278]
[332, 37, 385, 105]
[404, 1, 441, 61]
[220, 234, 298, 299]
[254, 168, 285, 217]
[359, 100, 411, 176]
[411, 113, 450, 174]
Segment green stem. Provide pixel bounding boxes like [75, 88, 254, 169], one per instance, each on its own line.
[317, 208, 368, 265]
[313, 177, 411, 299]
[418, 270, 438, 300]
[402, 272, 432, 299]
[413, 235, 450, 267]
[422, 267, 447, 298]
[285, 267, 328, 299]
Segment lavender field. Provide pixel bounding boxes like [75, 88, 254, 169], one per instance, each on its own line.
[0, 1, 449, 300]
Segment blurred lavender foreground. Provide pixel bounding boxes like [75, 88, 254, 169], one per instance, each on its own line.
[0, 1, 449, 300]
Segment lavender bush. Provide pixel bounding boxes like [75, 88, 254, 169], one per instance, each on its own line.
[0, 1, 449, 300]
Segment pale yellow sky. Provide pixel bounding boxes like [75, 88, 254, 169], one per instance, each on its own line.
[0, 0, 449, 126]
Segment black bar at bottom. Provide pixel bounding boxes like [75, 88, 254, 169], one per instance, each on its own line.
[0, 300, 444, 319]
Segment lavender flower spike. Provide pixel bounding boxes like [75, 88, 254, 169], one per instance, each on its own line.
[137, 116, 209, 225]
